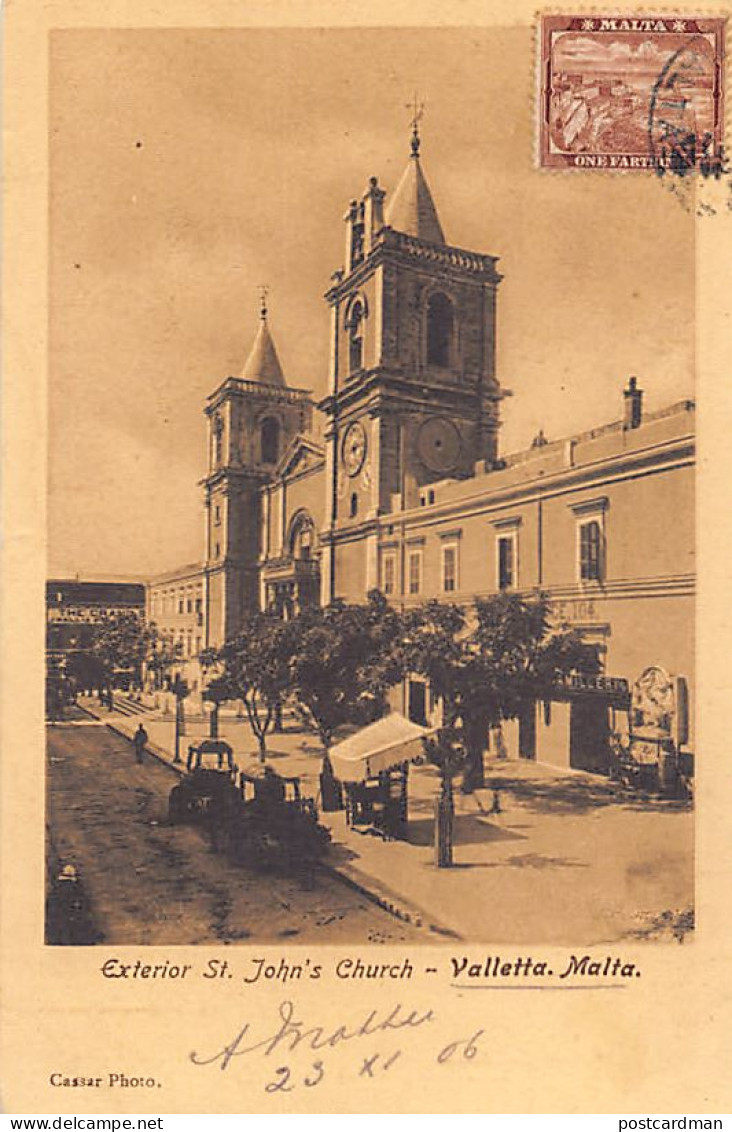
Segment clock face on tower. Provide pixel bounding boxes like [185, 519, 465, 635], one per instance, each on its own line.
[417, 416, 462, 473]
[341, 420, 368, 476]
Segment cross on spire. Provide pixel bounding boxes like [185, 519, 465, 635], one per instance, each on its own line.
[258, 284, 269, 320]
[405, 92, 425, 156]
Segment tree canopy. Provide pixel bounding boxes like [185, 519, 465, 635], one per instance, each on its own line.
[216, 612, 295, 758]
[402, 591, 600, 790]
[288, 590, 405, 749]
[90, 612, 157, 686]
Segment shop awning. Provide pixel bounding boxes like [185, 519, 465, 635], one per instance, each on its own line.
[329, 713, 434, 783]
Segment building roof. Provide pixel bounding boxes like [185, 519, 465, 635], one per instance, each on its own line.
[46, 579, 146, 606]
[385, 134, 445, 244]
[146, 562, 206, 586]
[240, 314, 287, 387]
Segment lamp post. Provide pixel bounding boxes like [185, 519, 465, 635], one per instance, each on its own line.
[171, 675, 189, 764]
[203, 697, 219, 739]
[429, 730, 461, 869]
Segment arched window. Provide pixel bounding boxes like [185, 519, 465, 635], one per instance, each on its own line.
[426, 292, 454, 368]
[348, 301, 364, 375]
[350, 492, 359, 518]
[260, 417, 280, 465]
[290, 512, 315, 561]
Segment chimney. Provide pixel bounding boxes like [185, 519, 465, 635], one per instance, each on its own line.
[623, 376, 643, 429]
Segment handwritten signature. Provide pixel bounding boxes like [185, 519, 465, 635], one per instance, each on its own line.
[189, 1000, 483, 1091]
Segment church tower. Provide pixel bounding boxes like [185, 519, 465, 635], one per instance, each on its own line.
[202, 296, 313, 646]
[320, 119, 505, 601]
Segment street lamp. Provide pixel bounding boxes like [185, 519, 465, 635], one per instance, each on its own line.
[171, 675, 189, 764]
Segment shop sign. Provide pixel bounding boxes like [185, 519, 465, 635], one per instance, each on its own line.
[555, 673, 629, 696]
[552, 599, 597, 622]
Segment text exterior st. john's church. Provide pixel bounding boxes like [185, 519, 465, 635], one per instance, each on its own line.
[147, 126, 695, 773]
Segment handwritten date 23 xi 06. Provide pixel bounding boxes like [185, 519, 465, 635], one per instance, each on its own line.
[189, 999, 484, 1092]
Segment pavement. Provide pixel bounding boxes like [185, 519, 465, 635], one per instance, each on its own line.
[75, 694, 694, 945]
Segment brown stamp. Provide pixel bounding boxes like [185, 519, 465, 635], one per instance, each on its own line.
[538, 15, 726, 171]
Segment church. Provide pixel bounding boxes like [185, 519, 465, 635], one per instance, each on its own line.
[147, 123, 695, 773]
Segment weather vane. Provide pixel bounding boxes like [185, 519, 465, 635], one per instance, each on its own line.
[258, 284, 269, 320]
[405, 92, 425, 155]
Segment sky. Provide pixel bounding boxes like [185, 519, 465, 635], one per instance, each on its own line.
[48, 26, 695, 579]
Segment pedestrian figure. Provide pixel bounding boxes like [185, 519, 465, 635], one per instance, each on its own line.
[133, 723, 148, 763]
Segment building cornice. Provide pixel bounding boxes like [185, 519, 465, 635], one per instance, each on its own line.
[320, 518, 380, 546]
[395, 573, 695, 609]
[318, 368, 504, 417]
[200, 466, 273, 490]
[325, 227, 501, 303]
[205, 377, 313, 414]
[146, 563, 206, 586]
[390, 434, 694, 535]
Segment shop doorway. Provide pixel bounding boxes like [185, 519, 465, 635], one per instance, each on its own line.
[518, 703, 536, 760]
[569, 700, 611, 772]
[407, 681, 428, 726]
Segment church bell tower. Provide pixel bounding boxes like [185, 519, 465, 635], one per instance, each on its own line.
[320, 116, 505, 600]
[202, 294, 313, 645]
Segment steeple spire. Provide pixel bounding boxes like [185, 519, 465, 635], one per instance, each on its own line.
[240, 290, 286, 387]
[406, 92, 424, 157]
[385, 99, 445, 245]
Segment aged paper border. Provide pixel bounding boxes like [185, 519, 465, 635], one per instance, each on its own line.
[2, 0, 731, 1114]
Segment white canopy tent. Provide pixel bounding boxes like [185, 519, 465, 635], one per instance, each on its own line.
[329, 713, 434, 783]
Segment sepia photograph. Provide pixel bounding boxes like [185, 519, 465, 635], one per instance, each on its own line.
[45, 22, 698, 951]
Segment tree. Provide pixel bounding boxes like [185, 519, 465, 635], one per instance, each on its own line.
[402, 592, 599, 862]
[216, 613, 295, 760]
[146, 633, 184, 691]
[288, 590, 404, 751]
[90, 612, 157, 690]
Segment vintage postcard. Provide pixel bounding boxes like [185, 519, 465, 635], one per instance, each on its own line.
[2, 0, 732, 1115]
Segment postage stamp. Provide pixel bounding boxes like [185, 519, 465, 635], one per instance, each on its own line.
[538, 15, 726, 171]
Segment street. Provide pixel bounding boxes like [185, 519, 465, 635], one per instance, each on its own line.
[46, 721, 422, 945]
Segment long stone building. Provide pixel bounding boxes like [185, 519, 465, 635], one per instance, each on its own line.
[148, 126, 694, 771]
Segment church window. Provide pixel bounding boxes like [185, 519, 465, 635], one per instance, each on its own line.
[497, 533, 516, 590]
[260, 417, 280, 465]
[214, 504, 221, 525]
[571, 498, 607, 584]
[578, 520, 603, 582]
[426, 292, 454, 368]
[348, 300, 365, 375]
[408, 549, 422, 595]
[290, 513, 315, 561]
[441, 542, 459, 593]
[381, 551, 397, 596]
[350, 492, 359, 518]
